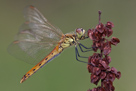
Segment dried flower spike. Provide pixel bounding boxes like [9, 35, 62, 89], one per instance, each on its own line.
[87, 11, 121, 91]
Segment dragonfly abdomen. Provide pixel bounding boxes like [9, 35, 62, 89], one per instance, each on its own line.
[20, 44, 63, 83]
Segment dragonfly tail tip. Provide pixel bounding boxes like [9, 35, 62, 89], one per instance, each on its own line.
[20, 78, 25, 83]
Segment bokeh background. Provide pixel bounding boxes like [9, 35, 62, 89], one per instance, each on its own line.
[0, 0, 135, 91]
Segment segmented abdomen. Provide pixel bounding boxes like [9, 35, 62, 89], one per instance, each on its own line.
[20, 44, 62, 83]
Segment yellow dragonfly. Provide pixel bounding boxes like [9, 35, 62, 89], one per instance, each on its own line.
[8, 5, 93, 83]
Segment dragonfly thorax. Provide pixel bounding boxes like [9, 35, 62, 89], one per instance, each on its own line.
[60, 28, 86, 49]
[59, 34, 77, 49]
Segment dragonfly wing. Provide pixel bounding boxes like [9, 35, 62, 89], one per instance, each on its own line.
[8, 5, 63, 65]
[8, 29, 57, 65]
[24, 5, 63, 39]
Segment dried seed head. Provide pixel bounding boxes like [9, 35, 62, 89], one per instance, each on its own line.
[87, 11, 121, 91]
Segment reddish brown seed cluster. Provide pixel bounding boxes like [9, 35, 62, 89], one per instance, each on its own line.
[87, 12, 121, 91]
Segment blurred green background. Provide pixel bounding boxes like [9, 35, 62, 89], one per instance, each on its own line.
[0, 0, 135, 91]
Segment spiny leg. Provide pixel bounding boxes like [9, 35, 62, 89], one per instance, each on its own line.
[75, 45, 88, 58]
[75, 45, 88, 63]
[75, 43, 93, 58]
[75, 45, 94, 66]
[78, 43, 93, 52]
[85, 36, 89, 39]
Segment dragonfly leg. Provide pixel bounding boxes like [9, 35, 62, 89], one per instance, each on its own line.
[75, 45, 94, 66]
[75, 45, 88, 63]
[78, 43, 93, 52]
[85, 36, 89, 39]
[75, 45, 88, 58]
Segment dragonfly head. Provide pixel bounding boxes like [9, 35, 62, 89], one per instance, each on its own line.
[76, 28, 86, 40]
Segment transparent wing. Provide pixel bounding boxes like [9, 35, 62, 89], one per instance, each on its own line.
[8, 5, 63, 65]
[23, 5, 63, 39]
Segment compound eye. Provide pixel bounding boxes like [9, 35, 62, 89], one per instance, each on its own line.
[76, 28, 83, 34]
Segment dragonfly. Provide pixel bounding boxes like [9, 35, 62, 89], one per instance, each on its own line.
[8, 5, 93, 83]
